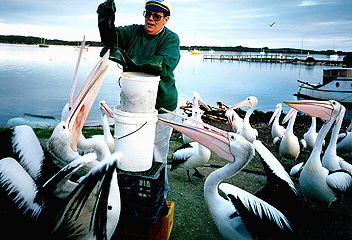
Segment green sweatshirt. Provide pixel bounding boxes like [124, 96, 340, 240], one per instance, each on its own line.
[113, 24, 180, 112]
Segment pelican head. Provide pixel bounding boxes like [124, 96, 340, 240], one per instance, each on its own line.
[228, 96, 258, 111]
[47, 52, 109, 161]
[268, 103, 282, 125]
[283, 100, 342, 124]
[282, 108, 297, 124]
[99, 100, 114, 118]
[192, 91, 211, 112]
[159, 109, 254, 163]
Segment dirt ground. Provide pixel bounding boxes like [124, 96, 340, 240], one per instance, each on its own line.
[165, 119, 352, 240]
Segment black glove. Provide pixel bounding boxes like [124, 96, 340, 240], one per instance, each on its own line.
[97, 0, 116, 47]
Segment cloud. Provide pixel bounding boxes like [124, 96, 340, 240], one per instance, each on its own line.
[299, 1, 321, 6]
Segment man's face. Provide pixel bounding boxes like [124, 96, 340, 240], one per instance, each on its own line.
[144, 10, 169, 35]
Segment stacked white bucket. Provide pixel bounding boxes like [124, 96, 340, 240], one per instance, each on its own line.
[114, 72, 160, 172]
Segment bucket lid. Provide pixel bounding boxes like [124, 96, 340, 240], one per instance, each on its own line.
[121, 72, 160, 82]
[113, 106, 158, 124]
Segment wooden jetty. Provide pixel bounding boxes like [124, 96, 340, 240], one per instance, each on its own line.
[203, 54, 344, 66]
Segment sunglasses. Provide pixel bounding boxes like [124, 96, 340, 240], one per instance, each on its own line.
[143, 11, 164, 21]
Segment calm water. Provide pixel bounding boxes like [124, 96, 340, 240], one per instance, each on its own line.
[0, 44, 343, 126]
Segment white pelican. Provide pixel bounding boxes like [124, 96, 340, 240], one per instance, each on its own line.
[171, 141, 211, 184]
[53, 152, 122, 239]
[182, 91, 210, 144]
[47, 51, 110, 167]
[284, 100, 352, 206]
[225, 108, 243, 133]
[279, 108, 301, 163]
[91, 100, 115, 153]
[268, 103, 286, 141]
[322, 106, 352, 174]
[159, 112, 294, 239]
[0, 124, 122, 239]
[227, 96, 258, 142]
[337, 120, 352, 155]
[303, 116, 320, 150]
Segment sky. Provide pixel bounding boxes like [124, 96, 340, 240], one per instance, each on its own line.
[1, 0, 351, 51]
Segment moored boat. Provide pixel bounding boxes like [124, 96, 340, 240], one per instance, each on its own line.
[295, 68, 352, 106]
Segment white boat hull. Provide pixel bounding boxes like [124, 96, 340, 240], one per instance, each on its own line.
[297, 82, 352, 104]
[296, 68, 352, 105]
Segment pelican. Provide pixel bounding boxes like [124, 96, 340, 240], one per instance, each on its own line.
[91, 100, 115, 153]
[53, 152, 122, 239]
[268, 103, 286, 141]
[322, 106, 352, 174]
[284, 100, 352, 206]
[303, 116, 320, 150]
[159, 112, 294, 239]
[279, 108, 301, 163]
[227, 96, 258, 142]
[182, 91, 210, 144]
[47, 51, 110, 167]
[337, 120, 352, 155]
[225, 108, 243, 133]
[0, 124, 122, 239]
[170, 141, 211, 184]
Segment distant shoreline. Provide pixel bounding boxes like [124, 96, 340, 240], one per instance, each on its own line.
[1, 35, 351, 55]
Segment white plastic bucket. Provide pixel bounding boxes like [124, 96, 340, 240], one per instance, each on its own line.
[119, 72, 160, 113]
[113, 106, 158, 172]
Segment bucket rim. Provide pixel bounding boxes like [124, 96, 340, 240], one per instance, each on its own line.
[113, 106, 158, 124]
[121, 72, 160, 82]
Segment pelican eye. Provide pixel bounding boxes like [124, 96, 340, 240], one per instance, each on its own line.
[229, 134, 236, 141]
[62, 125, 66, 130]
[108, 205, 112, 210]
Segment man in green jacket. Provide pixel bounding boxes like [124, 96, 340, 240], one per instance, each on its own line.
[97, 0, 180, 196]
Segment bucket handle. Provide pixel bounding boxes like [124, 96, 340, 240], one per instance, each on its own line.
[118, 76, 122, 88]
[115, 121, 148, 140]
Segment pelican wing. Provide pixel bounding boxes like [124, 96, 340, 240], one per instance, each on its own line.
[0, 157, 42, 218]
[253, 140, 298, 194]
[0, 125, 45, 181]
[53, 152, 122, 239]
[171, 143, 195, 169]
[326, 171, 352, 192]
[219, 183, 293, 238]
[37, 155, 95, 200]
[289, 162, 304, 177]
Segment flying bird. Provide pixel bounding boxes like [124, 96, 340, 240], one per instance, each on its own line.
[269, 22, 276, 27]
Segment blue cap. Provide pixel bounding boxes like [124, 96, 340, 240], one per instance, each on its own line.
[145, 0, 171, 14]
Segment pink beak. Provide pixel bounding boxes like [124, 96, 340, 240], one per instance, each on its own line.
[268, 104, 282, 125]
[282, 108, 297, 124]
[283, 100, 335, 122]
[100, 101, 114, 118]
[228, 98, 252, 111]
[159, 109, 234, 162]
[65, 51, 109, 151]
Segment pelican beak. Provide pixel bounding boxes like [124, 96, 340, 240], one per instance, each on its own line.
[225, 109, 236, 130]
[159, 109, 234, 162]
[198, 97, 211, 111]
[282, 108, 297, 124]
[227, 98, 252, 111]
[99, 101, 114, 118]
[268, 105, 281, 125]
[65, 51, 109, 151]
[283, 100, 334, 122]
[347, 121, 352, 132]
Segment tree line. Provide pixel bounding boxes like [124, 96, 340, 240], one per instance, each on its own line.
[1, 35, 350, 55]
